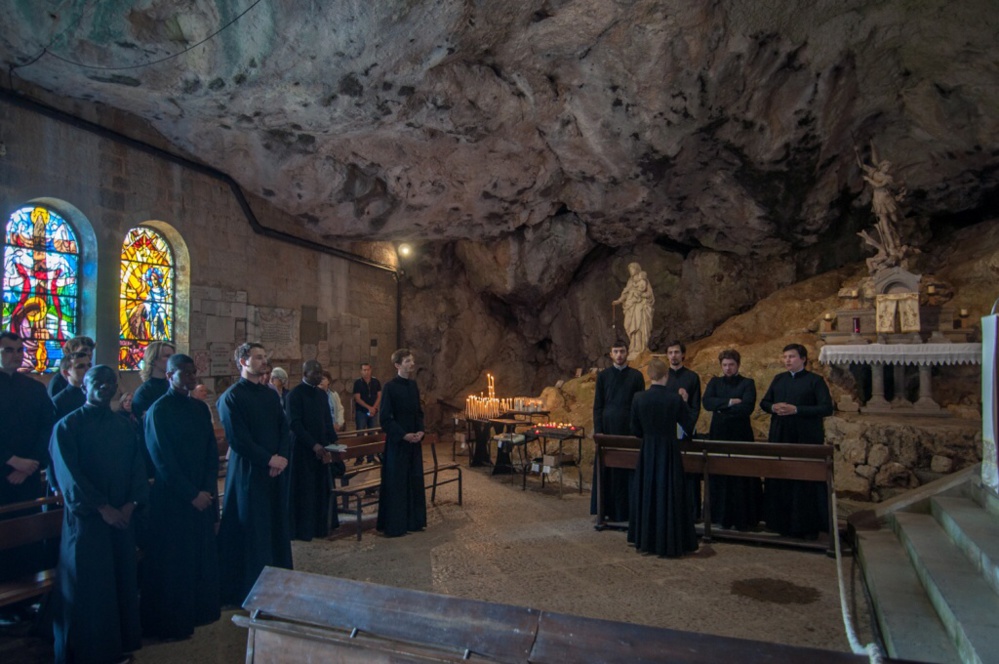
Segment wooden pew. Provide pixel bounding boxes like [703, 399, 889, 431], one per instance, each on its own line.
[331, 433, 463, 540]
[234, 566, 876, 663]
[592, 434, 836, 551]
[331, 434, 387, 541]
[0, 495, 63, 608]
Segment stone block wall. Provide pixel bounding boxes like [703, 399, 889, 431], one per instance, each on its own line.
[0, 99, 397, 400]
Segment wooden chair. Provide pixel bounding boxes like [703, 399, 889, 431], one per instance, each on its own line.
[422, 433, 462, 505]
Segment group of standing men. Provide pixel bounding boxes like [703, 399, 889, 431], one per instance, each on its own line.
[2, 328, 430, 664]
[592, 339, 833, 557]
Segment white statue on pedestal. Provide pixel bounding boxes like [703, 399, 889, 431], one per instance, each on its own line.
[613, 262, 654, 358]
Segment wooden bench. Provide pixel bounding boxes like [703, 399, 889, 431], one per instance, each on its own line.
[234, 566, 874, 663]
[0, 495, 63, 608]
[331, 433, 463, 541]
[593, 434, 836, 551]
[331, 434, 387, 541]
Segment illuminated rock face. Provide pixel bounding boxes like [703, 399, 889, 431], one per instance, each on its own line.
[2, 1, 997, 252]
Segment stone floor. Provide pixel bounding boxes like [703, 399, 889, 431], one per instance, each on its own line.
[1, 459, 875, 662]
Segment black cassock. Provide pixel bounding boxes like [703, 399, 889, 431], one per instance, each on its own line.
[0, 371, 54, 581]
[50, 404, 149, 664]
[132, 376, 168, 479]
[142, 388, 221, 639]
[131, 376, 169, 419]
[287, 381, 338, 541]
[664, 365, 703, 519]
[47, 371, 69, 399]
[590, 365, 646, 522]
[760, 370, 833, 538]
[702, 374, 761, 530]
[377, 375, 426, 537]
[217, 378, 293, 605]
[53, 384, 85, 420]
[627, 385, 697, 557]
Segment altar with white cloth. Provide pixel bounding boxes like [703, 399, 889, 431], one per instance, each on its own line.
[819, 343, 981, 415]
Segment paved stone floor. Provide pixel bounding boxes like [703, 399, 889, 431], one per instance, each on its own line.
[1, 459, 874, 662]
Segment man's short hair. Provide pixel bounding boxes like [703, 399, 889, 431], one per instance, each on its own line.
[321, 370, 333, 383]
[666, 340, 686, 355]
[391, 348, 412, 365]
[647, 358, 668, 381]
[360, 362, 371, 369]
[167, 353, 195, 372]
[610, 339, 629, 352]
[234, 342, 265, 368]
[0, 331, 21, 343]
[783, 343, 808, 360]
[63, 336, 95, 354]
[718, 349, 741, 365]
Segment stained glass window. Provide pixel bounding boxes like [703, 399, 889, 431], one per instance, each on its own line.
[119, 227, 174, 371]
[2, 205, 80, 373]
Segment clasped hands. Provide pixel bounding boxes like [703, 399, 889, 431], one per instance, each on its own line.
[312, 444, 334, 464]
[772, 402, 799, 416]
[98, 502, 136, 529]
[403, 431, 425, 444]
[268, 454, 289, 477]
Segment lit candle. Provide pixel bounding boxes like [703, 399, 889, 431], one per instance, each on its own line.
[960, 308, 969, 318]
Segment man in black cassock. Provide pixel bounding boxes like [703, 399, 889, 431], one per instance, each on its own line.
[0, 331, 54, 597]
[52, 353, 91, 420]
[665, 340, 703, 518]
[46, 336, 94, 400]
[130, 341, 175, 420]
[590, 340, 646, 525]
[760, 343, 833, 539]
[50, 365, 149, 664]
[377, 348, 427, 537]
[217, 342, 292, 605]
[288, 360, 338, 541]
[628, 358, 698, 557]
[702, 348, 761, 531]
[141, 354, 220, 640]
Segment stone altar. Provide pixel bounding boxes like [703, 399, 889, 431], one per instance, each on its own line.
[819, 343, 981, 415]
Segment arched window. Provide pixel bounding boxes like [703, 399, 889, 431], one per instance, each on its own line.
[119, 226, 174, 371]
[2, 205, 80, 372]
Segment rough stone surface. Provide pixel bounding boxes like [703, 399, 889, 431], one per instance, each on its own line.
[1, 1, 997, 256]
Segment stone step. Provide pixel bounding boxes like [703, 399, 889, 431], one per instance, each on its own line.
[854, 528, 960, 664]
[931, 496, 999, 597]
[895, 511, 999, 664]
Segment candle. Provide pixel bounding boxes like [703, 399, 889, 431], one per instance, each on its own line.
[824, 312, 834, 321]
[960, 308, 969, 318]
[852, 317, 861, 334]
[927, 285, 936, 294]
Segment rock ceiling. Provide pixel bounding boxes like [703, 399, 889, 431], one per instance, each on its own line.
[3, 0, 998, 258]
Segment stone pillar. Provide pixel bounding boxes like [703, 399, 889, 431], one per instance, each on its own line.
[864, 363, 891, 412]
[892, 364, 912, 407]
[914, 364, 941, 412]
